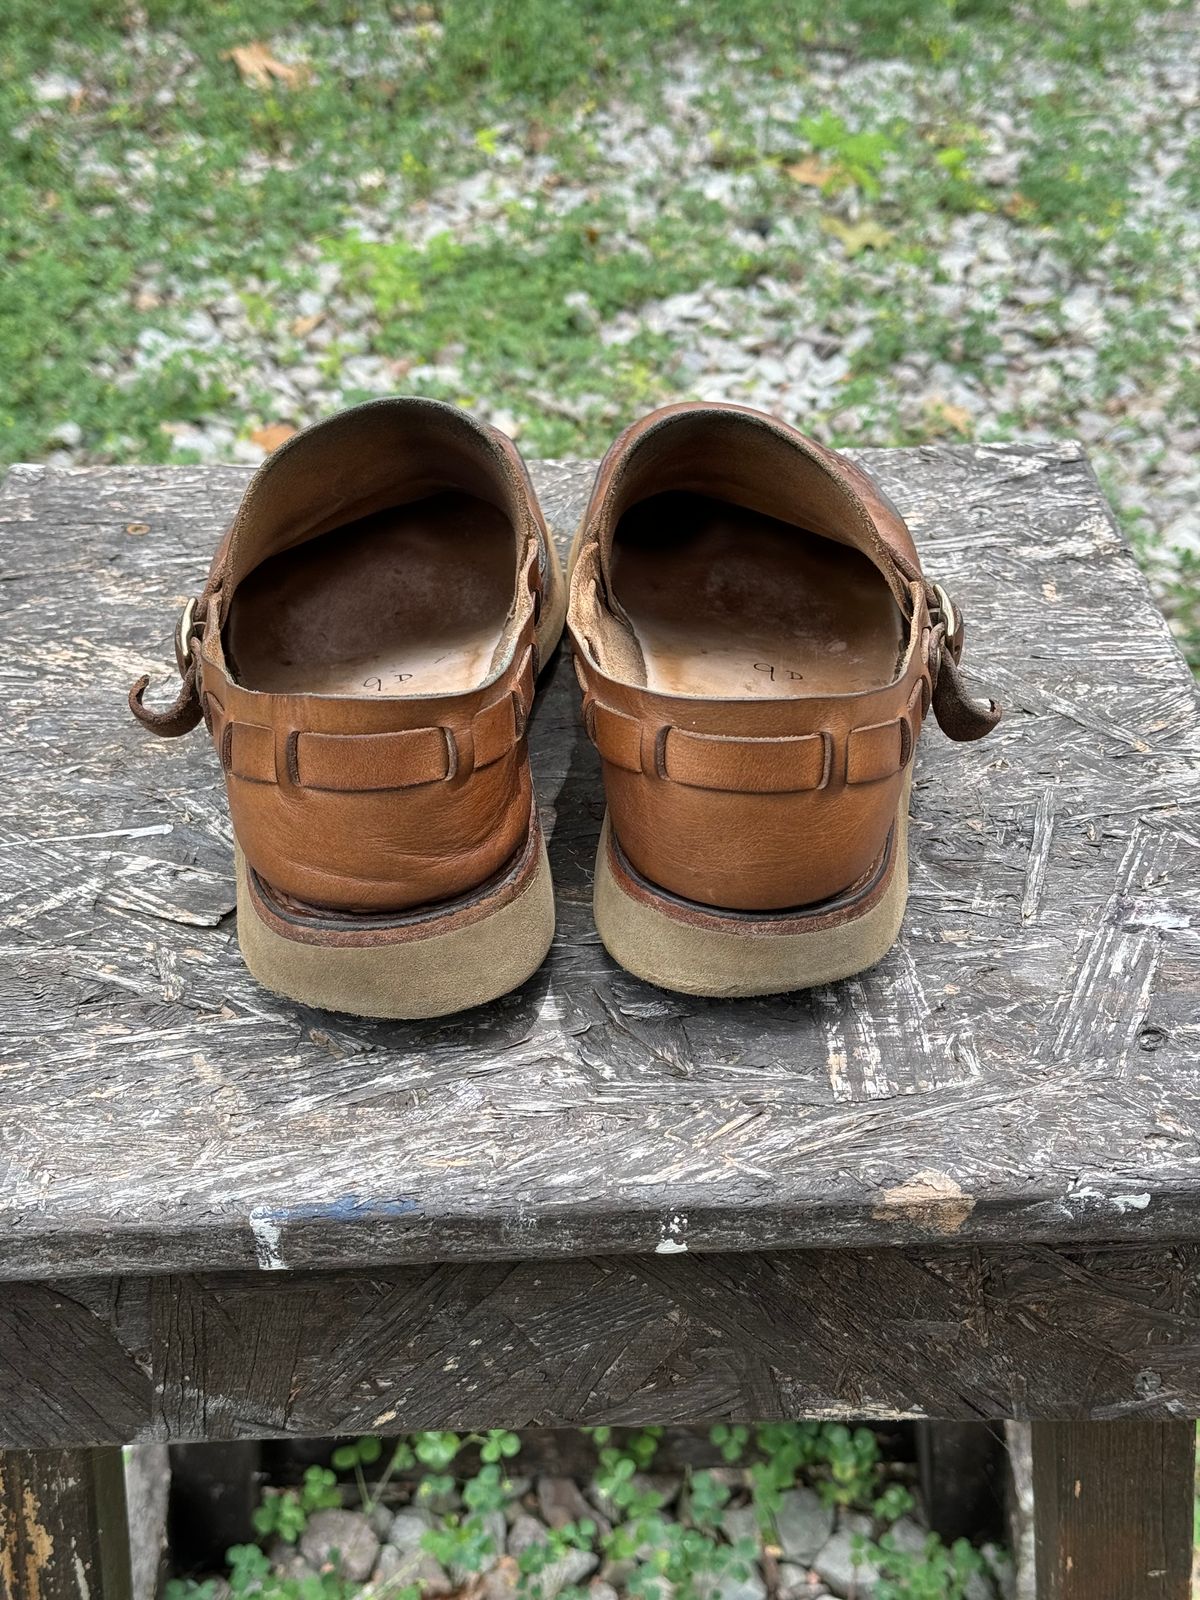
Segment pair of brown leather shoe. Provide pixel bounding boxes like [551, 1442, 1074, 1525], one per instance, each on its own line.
[131, 398, 999, 1017]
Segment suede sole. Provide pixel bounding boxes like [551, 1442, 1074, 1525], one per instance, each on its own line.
[593, 771, 912, 997]
[231, 543, 566, 1019]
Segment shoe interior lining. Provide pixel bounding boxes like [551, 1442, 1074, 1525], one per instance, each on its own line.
[609, 491, 906, 699]
[225, 491, 514, 697]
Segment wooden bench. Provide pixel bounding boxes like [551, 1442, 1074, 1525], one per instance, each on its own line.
[2, 443, 1198, 1600]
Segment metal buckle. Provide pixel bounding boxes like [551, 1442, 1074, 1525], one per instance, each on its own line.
[931, 581, 958, 643]
[174, 596, 202, 676]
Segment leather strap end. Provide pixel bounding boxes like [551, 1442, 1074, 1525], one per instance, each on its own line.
[932, 650, 1002, 742]
[128, 667, 204, 738]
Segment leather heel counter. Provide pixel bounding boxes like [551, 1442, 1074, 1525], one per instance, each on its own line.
[225, 755, 533, 913]
[580, 662, 924, 914]
[204, 659, 536, 914]
[605, 769, 902, 912]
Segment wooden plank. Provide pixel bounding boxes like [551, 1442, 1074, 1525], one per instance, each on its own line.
[125, 1444, 169, 1600]
[0, 1447, 132, 1600]
[4, 1243, 1200, 1447]
[0, 446, 1198, 1281]
[1030, 1419, 1194, 1600]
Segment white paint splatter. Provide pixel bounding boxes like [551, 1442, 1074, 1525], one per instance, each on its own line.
[1064, 1186, 1151, 1215]
[249, 1208, 286, 1270]
[656, 1213, 688, 1254]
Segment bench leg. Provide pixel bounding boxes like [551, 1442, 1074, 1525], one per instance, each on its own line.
[0, 1447, 132, 1600]
[1031, 1418, 1194, 1600]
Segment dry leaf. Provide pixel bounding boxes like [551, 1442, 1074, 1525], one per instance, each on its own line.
[250, 423, 297, 452]
[1003, 191, 1035, 220]
[224, 42, 307, 91]
[820, 215, 894, 255]
[125, 522, 150, 537]
[923, 398, 973, 437]
[526, 120, 552, 155]
[784, 156, 836, 188]
[291, 312, 324, 338]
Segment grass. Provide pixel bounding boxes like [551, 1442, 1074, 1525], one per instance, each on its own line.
[1, 0, 1196, 658]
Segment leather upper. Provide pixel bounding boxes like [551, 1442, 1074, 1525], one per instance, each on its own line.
[567, 402, 1001, 913]
[130, 398, 555, 915]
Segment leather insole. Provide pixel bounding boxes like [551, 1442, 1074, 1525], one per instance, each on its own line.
[611, 492, 904, 698]
[227, 491, 513, 696]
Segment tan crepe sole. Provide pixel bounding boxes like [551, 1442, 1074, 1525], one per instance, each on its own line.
[236, 829, 554, 1019]
[594, 770, 912, 998]
[233, 546, 566, 1020]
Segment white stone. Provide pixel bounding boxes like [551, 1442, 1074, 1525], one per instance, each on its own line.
[298, 1509, 380, 1582]
[774, 1488, 835, 1566]
[388, 1504, 434, 1552]
[812, 1513, 880, 1598]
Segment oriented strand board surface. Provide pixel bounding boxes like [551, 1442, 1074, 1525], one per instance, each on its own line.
[1, 443, 1198, 1280]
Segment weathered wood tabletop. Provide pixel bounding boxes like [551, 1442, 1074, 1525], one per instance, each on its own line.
[4, 442, 1200, 1407]
[4, 439, 1198, 1596]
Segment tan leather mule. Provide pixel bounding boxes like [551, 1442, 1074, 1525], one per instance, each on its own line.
[567, 401, 1000, 997]
[131, 398, 565, 1018]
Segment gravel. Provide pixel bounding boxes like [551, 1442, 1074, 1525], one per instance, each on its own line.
[526, 1548, 601, 1599]
[253, 1467, 1004, 1597]
[298, 1508, 380, 1581]
[48, 6, 1194, 648]
[388, 1504, 435, 1552]
[773, 1488, 835, 1566]
[508, 1512, 552, 1557]
[711, 1569, 768, 1600]
[538, 1474, 604, 1530]
[811, 1511, 882, 1597]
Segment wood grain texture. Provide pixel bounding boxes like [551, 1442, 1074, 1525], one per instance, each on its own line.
[4, 1241, 1200, 1447]
[0, 1447, 132, 1599]
[1030, 1419, 1195, 1599]
[1, 445, 1199, 1280]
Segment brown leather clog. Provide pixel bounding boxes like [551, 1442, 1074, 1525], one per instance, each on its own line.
[130, 398, 565, 1018]
[567, 401, 1000, 997]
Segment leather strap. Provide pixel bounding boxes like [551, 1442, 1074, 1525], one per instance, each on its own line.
[210, 648, 536, 794]
[578, 578, 1000, 795]
[846, 718, 911, 785]
[129, 585, 216, 738]
[584, 693, 916, 794]
[892, 563, 1000, 742]
[128, 657, 204, 737]
[931, 617, 1001, 741]
[665, 726, 831, 792]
